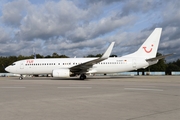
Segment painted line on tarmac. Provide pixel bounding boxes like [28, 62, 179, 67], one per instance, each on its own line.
[124, 88, 163, 91]
[0, 87, 26, 89]
[57, 87, 92, 89]
[127, 86, 156, 88]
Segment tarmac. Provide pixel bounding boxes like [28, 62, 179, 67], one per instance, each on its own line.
[0, 76, 180, 120]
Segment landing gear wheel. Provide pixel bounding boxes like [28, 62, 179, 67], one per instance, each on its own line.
[80, 74, 86, 80]
[19, 75, 23, 80]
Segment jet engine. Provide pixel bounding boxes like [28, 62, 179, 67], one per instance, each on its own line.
[52, 69, 71, 77]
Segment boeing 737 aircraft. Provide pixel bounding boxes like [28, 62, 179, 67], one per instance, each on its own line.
[5, 28, 171, 80]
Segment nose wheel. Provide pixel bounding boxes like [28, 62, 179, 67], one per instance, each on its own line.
[19, 75, 23, 80]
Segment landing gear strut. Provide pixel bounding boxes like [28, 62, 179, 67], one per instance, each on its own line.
[19, 75, 23, 80]
[79, 74, 86, 80]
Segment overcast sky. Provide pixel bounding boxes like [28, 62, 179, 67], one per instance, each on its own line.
[0, 0, 179, 62]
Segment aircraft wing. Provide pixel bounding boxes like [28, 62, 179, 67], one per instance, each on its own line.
[146, 53, 174, 62]
[70, 42, 115, 73]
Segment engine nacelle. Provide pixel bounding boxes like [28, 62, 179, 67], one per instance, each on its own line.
[52, 69, 70, 77]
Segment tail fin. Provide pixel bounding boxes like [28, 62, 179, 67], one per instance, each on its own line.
[125, 28, 162, 59]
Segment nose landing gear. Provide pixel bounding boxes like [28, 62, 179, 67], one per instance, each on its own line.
[19, 75, 23, 80]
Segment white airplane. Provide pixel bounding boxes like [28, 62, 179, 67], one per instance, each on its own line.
[5, 28, 171, 80]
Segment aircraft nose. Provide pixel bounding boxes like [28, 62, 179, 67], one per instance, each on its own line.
[5, 66, 10, 72]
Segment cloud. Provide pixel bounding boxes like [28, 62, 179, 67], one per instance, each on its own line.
[15, 0, 107, 42]
[1, 0, 30, 27]
[0, 27, 10, 43]
[66, 13, 136, 42]
[120, 0, 161, 16]
[86, 0, 124, 4]
[0, 0, 180, 62]
[17, 0, 84, 40]
[155, 0, 180, 61]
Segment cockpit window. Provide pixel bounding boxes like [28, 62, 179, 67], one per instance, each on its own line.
[11, 63, 16, 66]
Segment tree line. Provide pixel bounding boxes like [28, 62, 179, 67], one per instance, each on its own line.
[0, 52, 180, 74]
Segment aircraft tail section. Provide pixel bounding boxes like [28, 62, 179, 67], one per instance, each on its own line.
[125, 28, 162, 59]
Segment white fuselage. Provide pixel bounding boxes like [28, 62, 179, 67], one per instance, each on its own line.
[5, 57, 154, 75]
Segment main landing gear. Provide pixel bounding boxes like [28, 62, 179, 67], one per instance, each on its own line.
[79, 74, 86, 80]
[19, 75, 23, 80]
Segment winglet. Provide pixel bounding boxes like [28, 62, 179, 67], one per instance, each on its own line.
[101, 42, 115, 59]
[146, 53, 174, 61]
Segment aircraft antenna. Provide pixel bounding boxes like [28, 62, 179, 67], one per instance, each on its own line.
[33, 48, 36, 59]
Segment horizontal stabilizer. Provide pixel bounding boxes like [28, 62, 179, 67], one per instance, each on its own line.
[146, 53, 174, 61]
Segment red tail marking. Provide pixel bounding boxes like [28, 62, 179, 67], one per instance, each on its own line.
[143, 44, 154, 53]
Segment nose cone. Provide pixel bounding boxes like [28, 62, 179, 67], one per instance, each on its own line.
[5, 66, 10, 72]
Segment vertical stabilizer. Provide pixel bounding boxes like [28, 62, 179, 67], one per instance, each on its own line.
[125, 28, 162, 59]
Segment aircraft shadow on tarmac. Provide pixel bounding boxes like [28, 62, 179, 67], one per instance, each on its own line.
[51, 76, 134, 80]
[6, 76, 134, 81]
